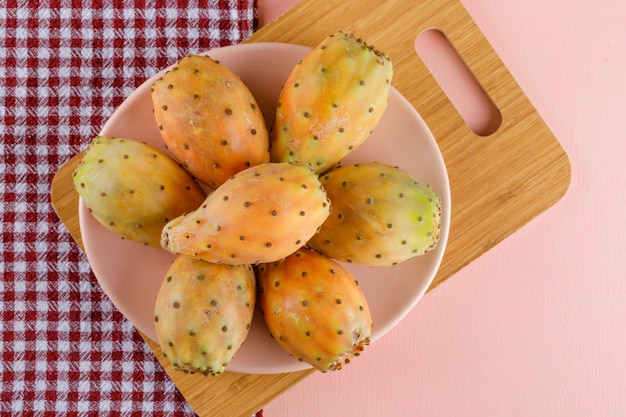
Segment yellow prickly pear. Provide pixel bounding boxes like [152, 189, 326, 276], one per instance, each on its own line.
[160, 162, 331, 265]
[154, 255, 256, 376]
[271, 30, 393, 174]
[308, 162, 442, 266]
[152, 54, 270, 188]
[258, 247, 372, 372]
[72, 136, 206, 248]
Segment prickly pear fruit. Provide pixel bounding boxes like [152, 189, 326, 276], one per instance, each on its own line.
[151, 54, 270, 188]
[271, 30, 393, 174]
[161, 162, 331, 265]
[72, 136, 206, 248]
[307, 162, 442, 266]
[154, 254, 256, 376]
[258, 247, 372, 372]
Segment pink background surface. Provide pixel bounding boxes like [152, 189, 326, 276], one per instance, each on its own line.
[258, 0, 626, 416]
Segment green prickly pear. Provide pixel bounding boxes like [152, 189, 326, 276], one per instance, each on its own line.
[258, 247, 372, 372]
[154, 254, 256, 376]
[151, 54, 270, 188]
[72, 136, 206, 248]
[271, 30, 393, 174]
[307, 162, 442, 266]
[160, 162, 331, 265]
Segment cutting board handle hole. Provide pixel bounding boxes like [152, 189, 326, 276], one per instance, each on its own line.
[414, 29, 501, 136]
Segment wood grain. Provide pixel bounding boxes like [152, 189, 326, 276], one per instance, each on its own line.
[50, 0, 571, 415]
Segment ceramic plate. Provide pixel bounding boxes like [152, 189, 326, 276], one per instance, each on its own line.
[78, 42, 451, 374]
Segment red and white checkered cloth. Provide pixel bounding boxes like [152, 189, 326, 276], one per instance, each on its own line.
[0, 1, 263, 415]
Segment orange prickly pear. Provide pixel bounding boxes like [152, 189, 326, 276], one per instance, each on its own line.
[154, 255, 256, 376]
[160, 162, 331, 266]
[271, 30, 393, 174]
[308, 162, 442, 266]
[257, 247, 372, 372]
[151, 54, 270, 188]
[72, 136, 206, 248]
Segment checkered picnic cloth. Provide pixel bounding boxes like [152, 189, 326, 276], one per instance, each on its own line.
[0, 1, 262, 415]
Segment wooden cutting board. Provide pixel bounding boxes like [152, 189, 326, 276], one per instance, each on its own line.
[50, 0, 571, 415]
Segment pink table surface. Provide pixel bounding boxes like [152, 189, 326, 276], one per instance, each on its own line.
[260, 1, 626, 416]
